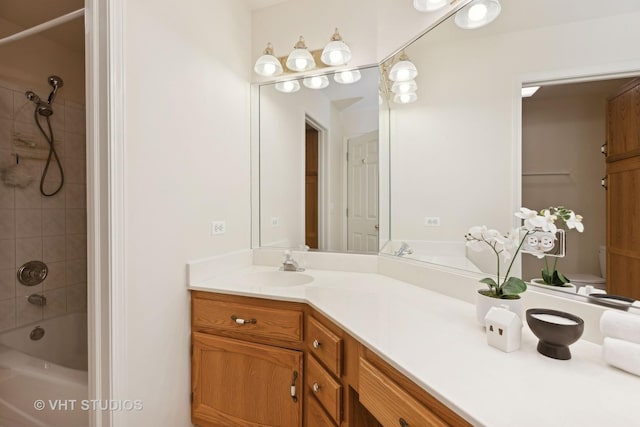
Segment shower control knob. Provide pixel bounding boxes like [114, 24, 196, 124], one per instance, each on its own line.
[17, 261, 48, 286]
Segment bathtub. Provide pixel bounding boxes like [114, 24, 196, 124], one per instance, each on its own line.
[0, 312, 88, 427]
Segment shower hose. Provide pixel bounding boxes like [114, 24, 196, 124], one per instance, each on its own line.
[34, 108, 64, 197]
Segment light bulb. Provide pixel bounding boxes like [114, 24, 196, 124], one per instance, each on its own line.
[295, 58, 307, 70]
[283, 81, 294, 91]
[303, 75, 329, 89]
[329, 50, 342, 64]
[262, 63, 276, 75]
[400, 94, 411, 103]
[468, 3, 488, 21]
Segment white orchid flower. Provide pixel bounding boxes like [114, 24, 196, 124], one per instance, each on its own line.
[535, 209, 558, 233]
[500, 229, 521, 260]
[467, 225, 487, 240]
[565, 212, 584, 232]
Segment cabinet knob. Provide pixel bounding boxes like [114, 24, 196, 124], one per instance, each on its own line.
[399, 418, 409, 427]
[312, 382, 320, 393]
[601, 142, 607, 156]
[231, 315, 257, 325]
[313, 339, 320, 349]
[601, 176, 608, 190]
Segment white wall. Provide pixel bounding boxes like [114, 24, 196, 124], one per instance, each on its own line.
[390, 12, 640, 255]
[522, 93, 607, 280]
[121, 1, 251, 425]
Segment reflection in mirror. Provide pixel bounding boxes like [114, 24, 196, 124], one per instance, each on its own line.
[258, 66, 389, 253]
[381, 0, 640, 302]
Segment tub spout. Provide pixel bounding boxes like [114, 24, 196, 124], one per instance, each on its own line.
[27, 294, 47, 306]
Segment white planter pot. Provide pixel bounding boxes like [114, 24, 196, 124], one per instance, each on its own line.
[530, 278, 577, 294]
[476, 292, 523, 326]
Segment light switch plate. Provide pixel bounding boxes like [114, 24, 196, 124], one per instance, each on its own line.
[521, 229, 565, 257]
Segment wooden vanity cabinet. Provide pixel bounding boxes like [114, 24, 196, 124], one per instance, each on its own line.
[190, 291, 470, 427]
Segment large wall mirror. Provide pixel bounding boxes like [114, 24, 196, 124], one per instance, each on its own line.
[381, 0, 640, 301]
[254, 66, 390, 254]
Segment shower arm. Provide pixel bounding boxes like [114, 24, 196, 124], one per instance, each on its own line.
[0, 9, 84, 47]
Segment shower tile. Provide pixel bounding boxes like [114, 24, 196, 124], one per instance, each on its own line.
[42, 187, 65, 209]
[0, 178, 15, 209]
[66, 234, 86, 261]
[12, 92, 33, 125]
[0, 299, 16, 332]
[65, 156, 86, 184]
[66, 209, 86, 235]
[65, 184, 85, 209]
[0, 239, 15, 270]
[48, 105, 65, 134]
[43, 236, 66, 262]
[0, 268, 15, 300]
[43, 261, 66, 291]
[0, 118, 11, 149]
[65, 100, 85, 110]
[0, 87, 12, 120]
[65, 132, 85, 159]
[14, 183, 41, 209]
[43, 288, 67, 319]
[16, 296, 43, 326]
[0, 209, 15, 239]
[16, 281, 42, 297]
[15, 237, 42, 268]
[13, 120, 64, 156]
[66, 259, 86, 286]
[42, 209, 66, 236]
[65, 106, 85, 135]
[15, 208, 42, 238]
[67, 283, 86, 313]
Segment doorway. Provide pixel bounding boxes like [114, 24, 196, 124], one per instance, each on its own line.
[305, 123, 319, 249]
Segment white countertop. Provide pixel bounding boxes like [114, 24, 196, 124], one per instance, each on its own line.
[188, 265, 640, 427]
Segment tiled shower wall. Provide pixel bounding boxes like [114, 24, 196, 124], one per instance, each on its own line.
[0, 79, 86, 333]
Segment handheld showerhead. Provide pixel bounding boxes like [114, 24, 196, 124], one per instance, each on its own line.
[47, 75, 64, 104]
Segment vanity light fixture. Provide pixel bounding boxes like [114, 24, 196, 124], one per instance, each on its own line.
[303, 75, 330, 89]
[254, 42, 283, 77]
[391, 79, 418, 94]
[455, 0, 501, 30]
[393, 92, 418, 104]
[275, 80, 301, 93]
[521, 86, 540, 97]
[285, 36, 316, 72]
[413, 0, 447, 12]
[388, 52, 418, 82]
[334, 69, 362, 84]
[321, 28, 352, 66]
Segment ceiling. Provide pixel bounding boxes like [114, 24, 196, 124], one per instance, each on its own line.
[0, 0, 84, 53]
[246, 0, 290, 11]
[529, 78, 636, 100]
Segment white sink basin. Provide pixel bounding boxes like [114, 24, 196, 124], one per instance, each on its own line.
[245, 271, 314, 287]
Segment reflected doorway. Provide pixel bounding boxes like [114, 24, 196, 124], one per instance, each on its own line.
[305, 123, 319, 249]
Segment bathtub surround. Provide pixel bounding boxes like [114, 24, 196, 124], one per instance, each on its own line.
[0, 79, 87, 333]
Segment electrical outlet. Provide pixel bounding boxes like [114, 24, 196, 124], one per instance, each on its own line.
[424, 217, 441, 227]
[211, 221, 226, 235]
[271, 217, 280, 227]
[521, 229, 565, 257]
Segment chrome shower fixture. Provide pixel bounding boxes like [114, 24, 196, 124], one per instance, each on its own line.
[47, 75, 64, 104]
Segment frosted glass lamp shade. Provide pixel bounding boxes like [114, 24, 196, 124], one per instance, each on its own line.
[393, 92, 418, 104]
[321, 29, 351, 66]
[285, 36, 316, 72]
[455, 0, 501, 29]
[303, 75, 330, 89]
[275, 80, 301, 93]
[333, 70, 362, 84]
[388, 60, 418, 82]
[254, 43, 283, 77]
[391, 80, 417, 94]
[413, 0, 447, 12]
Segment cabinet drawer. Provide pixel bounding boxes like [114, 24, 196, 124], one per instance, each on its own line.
[306, 355, 342, 425]
[307, 316, 343, 376]
[305, 393, 338, 427]
[193, 297, 303, 342]
[359, 358, 447, 427]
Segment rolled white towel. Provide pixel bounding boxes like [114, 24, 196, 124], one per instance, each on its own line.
[600, 310, 640, 344]
[603, 337, 640, 377]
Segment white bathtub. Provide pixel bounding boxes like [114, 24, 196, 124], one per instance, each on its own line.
[0, 312, 88, 427]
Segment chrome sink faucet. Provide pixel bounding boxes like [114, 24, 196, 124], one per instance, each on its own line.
[394, 241, 413, 257]
[281, 250, 305, 272]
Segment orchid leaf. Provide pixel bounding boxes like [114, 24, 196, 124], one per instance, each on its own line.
[556, 270, 569, 284]
[501, 277, 527, 295]
[479, 277, 498, 290]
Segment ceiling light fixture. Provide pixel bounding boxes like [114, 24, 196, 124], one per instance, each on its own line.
[254, 42, 283, 77]
[413, 0, 447, 12]
[455, 0, 501, 30]
[275, 80, 301, 93]
[521, 86, 540, 98]
[303, 75, 330, 89]
[321, 28, 351, 66]
[388, 52, 418, 82]
[391, 80, 418, 94]
[285, 36, 316, 72]
[333, 69, 362, 84]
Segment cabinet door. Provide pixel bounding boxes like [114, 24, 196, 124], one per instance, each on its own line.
[607, 79, 640, 159]
[192, 332, 302, 427]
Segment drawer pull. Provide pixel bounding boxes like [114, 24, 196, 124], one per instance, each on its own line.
[230, 315, 257, 325]
[399, 418, 409, 427]
[291, 370, 299, 402]
[312, 382, 320, 393]
[313, 339, 321, 349]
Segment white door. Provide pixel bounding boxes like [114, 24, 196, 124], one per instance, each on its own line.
[347, 132, 379, 252]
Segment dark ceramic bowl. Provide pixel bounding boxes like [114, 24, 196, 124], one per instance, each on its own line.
[526, 308, 584, 360]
